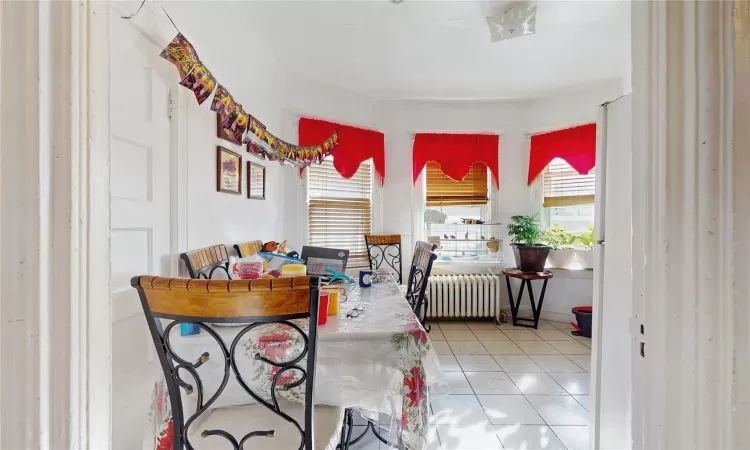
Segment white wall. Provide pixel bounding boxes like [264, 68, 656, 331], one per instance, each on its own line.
[183, 27, 289, 252]
[372, 82, 622, 317]
[184, 100, 289, 250]
[180, 59, 619, 312]
[277, 77, 383, 253]
[181, 71, 619, 318]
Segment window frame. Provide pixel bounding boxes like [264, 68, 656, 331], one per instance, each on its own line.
[540, 158, 596, 231]
[422, 165, 493, 223]
[306, 157, 377, 270]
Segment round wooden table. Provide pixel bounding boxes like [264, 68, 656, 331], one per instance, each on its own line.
[502, 269, 553, 329]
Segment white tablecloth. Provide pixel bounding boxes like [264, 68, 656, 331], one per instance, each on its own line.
[145, 278, 448, 450]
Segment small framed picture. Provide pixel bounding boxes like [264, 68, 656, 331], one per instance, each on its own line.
[217, 113, 242, 145]
[247, 162, 266, 200]
[217, 146, 242, 195]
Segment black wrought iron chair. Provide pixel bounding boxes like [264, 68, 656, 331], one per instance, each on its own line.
[131, 275, 352, 450]
[180, 244, 231, 279]
[404, 241, 438, 331]
[364, 234, 403, 284]
[233, 240, 263, 258]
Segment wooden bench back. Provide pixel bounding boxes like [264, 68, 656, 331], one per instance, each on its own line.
[179, 244, 230, 279]
[233, 240, 263, 258]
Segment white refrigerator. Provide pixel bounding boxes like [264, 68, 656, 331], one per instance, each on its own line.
[590, 94, 633, 450]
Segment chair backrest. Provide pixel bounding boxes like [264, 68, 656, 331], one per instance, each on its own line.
[233, 240, 263, 258]
[131, 275, 321, 450]
[180, 244, 230, 279]
[405, 241, 438, 322]
[364, 234, 403, 284]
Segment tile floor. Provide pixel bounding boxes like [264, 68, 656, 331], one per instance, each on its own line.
[348, 319, 592, 450]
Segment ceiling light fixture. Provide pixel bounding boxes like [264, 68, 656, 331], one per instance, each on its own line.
[486, 1, 537, 42]
[390, 0, 404, 4]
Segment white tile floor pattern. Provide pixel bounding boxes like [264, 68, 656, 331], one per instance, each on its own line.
[347, 319, 592, 450]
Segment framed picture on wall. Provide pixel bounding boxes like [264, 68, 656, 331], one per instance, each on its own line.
[216, 113, 242, 145]
[217, 146, 242, 195]
[247, 162, 266, 200]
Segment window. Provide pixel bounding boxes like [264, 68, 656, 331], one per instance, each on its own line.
[542, 158, 595, 233]
[424, 162, 490, 223]
[425, 162, 488, 207]
[308, 157, 372, 269]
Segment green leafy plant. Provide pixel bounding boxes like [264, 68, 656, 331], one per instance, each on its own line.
[542, 225, 575, 250]
[575, 225, 596, 250]
[507, 215, 544, 246]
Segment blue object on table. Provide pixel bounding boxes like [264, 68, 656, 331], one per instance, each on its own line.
[180, 323, 200, 336]
[325, 269, 352, 284]
[359, 270, 373, 288]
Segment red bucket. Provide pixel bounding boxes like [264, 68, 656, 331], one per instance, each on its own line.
[571, 306, 592, 338]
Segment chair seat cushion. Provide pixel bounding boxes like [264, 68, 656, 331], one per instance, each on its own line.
[187, 400, 344, 450]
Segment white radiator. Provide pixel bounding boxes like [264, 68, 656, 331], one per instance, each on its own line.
[426, 274, 502, 320]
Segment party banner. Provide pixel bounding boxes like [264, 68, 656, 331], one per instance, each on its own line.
[161, 33, 338, 167]
[210, 84, 235, 117]
[160, 33, 198, 78]
[178, 63, 216, 105]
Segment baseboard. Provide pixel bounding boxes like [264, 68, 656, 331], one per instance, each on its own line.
[539, 311, 575, 324]
[499, 307, 575, 324]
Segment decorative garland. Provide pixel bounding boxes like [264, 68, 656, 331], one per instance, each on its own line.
[159, 33, 338, 168]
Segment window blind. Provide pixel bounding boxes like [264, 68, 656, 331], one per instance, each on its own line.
[425, 162, 488, 206]
[543, 158, 596, 207]
[308, 158, 372, 268]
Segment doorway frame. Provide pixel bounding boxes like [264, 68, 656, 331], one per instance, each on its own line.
[629, 1, 746, 449]
[0, 1, 112, 448]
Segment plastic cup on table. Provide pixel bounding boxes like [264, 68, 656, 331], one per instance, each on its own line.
[322, 288, 340, 316]
[318, 291, 331, 326]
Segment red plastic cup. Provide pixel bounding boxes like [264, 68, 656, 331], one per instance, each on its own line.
[318, 291, 330, 326]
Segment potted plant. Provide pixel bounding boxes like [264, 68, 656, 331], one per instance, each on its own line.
[507, 215, 551, 273]
[575, 225, 596, 269]
[542, 225, 576, 269]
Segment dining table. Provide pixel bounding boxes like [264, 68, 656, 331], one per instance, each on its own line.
[144, 275, 448, 450]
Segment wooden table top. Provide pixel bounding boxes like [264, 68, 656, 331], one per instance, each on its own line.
[502, 268, 554, 280]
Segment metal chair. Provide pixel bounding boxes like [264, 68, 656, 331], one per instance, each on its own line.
[404, 241, 438, 331]
[131, 275, 352, 450]
[363, 234, 403, 284]
[233, 240, 263, 258]
[180, 244, 231, 279]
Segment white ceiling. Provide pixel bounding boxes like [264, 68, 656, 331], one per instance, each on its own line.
[168, 0, 630, 100]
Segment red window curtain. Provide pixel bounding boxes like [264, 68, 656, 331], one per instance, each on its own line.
[299, 118, 385, 186]
[412, 133, 499, 188]
[527, 123, 596, 185]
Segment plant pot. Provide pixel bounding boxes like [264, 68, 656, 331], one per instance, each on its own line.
[512, 244, 551, 273]
[546, 249, 576, 269]
[577, 249, 595, 269]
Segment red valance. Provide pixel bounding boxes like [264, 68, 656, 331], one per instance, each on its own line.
[412, 133, 499, 188]
[528, 123, 596, 185]
[299, 117, 385, 186]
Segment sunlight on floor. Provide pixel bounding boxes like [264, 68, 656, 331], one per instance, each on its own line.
[349, 319, 591, 450]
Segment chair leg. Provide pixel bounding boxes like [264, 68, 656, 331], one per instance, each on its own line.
[338, 410, 348, 450]
[338, 409, 358, 450]
[422, 296, 431, 332]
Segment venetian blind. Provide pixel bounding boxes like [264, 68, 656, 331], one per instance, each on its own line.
[543, 158, 596, 207]
[425, 162, 488, 206]
[308, 158, 372, 268]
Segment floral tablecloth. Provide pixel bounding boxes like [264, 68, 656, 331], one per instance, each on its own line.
[145, 277, 448, 450]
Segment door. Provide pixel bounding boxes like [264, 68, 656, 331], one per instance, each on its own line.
[110, 12, 175, 450]
[590, 95, 633, 450]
